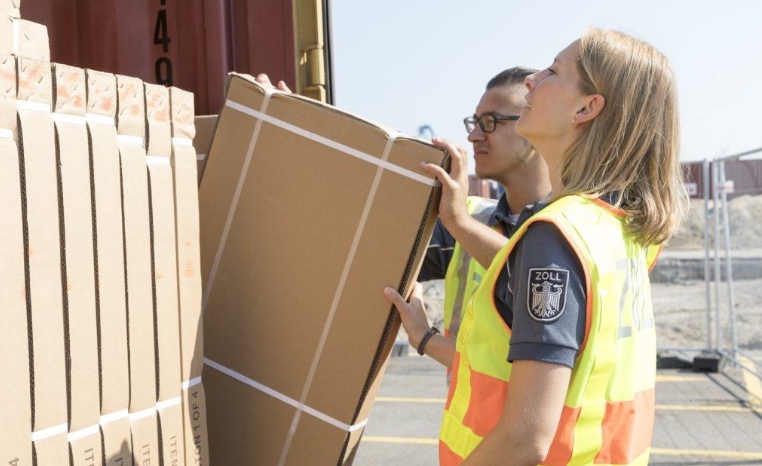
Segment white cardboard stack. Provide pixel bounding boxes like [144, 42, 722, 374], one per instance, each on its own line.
[145, 82, 186, 465]
[52, 62, 103, 465]
[171, 87, 210, 464]
[0, 50, 33, 466]
[0, 2, 205, 463]
[86, 68, 133, 465]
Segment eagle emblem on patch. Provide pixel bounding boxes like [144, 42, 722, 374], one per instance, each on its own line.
[527, 267, 569, 322]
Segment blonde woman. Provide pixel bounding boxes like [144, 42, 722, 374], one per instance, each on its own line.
[385, 28, 687, 465]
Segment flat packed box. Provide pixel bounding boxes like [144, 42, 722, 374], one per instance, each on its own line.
[0, 0, 19, 18]
[199, 73, 446, 465]
[0, 51, 32, 465]
[193, 114, 216, 184]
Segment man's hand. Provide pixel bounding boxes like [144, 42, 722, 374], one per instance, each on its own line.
[255, 73, 292, 93]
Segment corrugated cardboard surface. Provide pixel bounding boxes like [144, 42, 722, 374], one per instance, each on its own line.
[85, 68, 133, 464]
[170, 86, 209, 465]
[192, 114, 216, 184]
[199, 74, 445, 465]
[0, 0, 19, 18]
[115, 74, 159, 465]
[146, 82, 186, 466]
[0, 15, 50, 61]
[17, 55, 70, 462]
[0, 51, 33, 465]
[53, 62, 103, 464]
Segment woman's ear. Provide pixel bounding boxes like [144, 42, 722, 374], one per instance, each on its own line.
[574, 94, 605, 125]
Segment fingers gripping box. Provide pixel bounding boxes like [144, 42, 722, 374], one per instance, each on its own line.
[199, 74, 446, 465]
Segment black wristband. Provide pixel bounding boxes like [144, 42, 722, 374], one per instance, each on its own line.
[417, 327, 440, 356]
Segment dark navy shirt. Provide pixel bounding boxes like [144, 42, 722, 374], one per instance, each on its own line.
[495, 201, 587, 369]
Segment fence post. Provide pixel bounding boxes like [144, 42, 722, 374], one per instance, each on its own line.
[718, 162, 739, 360]
[702, 158, 712, 350]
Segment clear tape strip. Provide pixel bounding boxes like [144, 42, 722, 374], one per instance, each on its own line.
[99, 409, 129, 426]
[0, 128, 13, 139]
[156, 396, 182, 411]
[31, 423, 68, 442]
[68, 424, 100, 443]
[85, 113, 115, 126]
[182, 376, 202, 390]
[224, 99, 438, 187]
[146, 155, 171, 165]
[202, 88, 274, 312]
[128, 406, 156, 422]
[117, 135, 145, 147]
[172, 137, 193, 147]
[52, 112, 86, 126]
[203, 358, 367, 434]
[12, 19, 18, 55]
[17, 100, 51, 113]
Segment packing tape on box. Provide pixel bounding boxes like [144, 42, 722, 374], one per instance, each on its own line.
[52, 112, 87, 126]
[68, 424, 100, 443]
[85, 113, 115, 126]
[17, 100, 51, 114]
[172, 137, 193, 147]
[182, 376, 202, 390]
[278, 134, 397, 465]
[99, 409, 128, 427]
[31, 422, 68, 442]
[202, 88, 275, 311]
[146, 155, 170, 165]
[203, 358, 368, 433]
[0, 128, 13, 139]
[117, 134, 145, 147]
[224, 99, 438, 188]
[156, 396, 182, 411]
[128, 406, 156, 422]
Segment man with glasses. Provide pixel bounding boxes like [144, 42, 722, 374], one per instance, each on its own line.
[416, 68, 552, 367]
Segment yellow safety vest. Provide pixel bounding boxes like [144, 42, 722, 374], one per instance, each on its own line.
[440, 195, 656, 466]
[443, 196, 499, 340]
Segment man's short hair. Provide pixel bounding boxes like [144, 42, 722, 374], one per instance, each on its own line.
[486, 67, 538, 90]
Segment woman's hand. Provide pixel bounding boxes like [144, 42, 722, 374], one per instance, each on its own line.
[383, 283, 430, 349]
[420, 138, 470, 232]
[254, 73, 292, 93]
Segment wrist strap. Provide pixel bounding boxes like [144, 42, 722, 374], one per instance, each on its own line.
[417, 327, 440, 356]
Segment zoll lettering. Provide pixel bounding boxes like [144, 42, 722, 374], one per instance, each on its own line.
[533, 270, 562, 281]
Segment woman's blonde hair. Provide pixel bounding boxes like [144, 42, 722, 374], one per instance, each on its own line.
[558, 28, 688, 245]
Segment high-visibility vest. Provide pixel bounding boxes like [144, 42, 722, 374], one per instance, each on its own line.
[440, 195, 657, 466]
[443, 196, 499, 340]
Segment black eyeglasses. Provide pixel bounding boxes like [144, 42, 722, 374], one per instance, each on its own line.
[463, 112, 521, 133]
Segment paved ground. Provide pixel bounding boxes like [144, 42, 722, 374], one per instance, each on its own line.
[353, 351, 762, 466]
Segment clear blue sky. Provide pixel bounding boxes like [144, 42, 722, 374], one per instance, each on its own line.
[331, 0, 762, 165]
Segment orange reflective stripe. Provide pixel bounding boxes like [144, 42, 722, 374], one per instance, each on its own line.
[463, 372, 507, 437]
[440, 439, 464, 466]
[542, 405, 581, 466]
[595, 389, 655, 464]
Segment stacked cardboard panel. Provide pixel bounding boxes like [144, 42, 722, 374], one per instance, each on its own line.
[199, 74, 445, 465]
[0, 50, 33, 466]
[171, 87, 210, 464]
[86, 69, 133, 465]
[1, 3, 205, 464]
[53, 62, 103, 465]
[145, 82, 186, 465]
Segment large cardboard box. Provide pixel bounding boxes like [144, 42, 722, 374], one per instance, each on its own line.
[115, 74, 160, 466]
[145, 82, 186, 466]
[52, 63, 103, 465]
[17, 55, 69, 464]
[0, 51, 33, 466]
[192, 114, 216, 184]
[199, 74, 445, 465]
[171, 86, 210, 465]
[85, 69, 133, 465]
